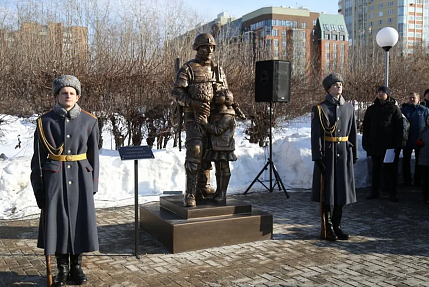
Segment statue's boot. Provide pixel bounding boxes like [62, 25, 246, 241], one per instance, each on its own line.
[214, 172, 230, 203]
[184, 173, 197, 207]
[196, 168, 216, 200]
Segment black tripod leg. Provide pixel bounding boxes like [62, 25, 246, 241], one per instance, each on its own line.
[244, 161, 270, 194]
[272, 163, 290, 198]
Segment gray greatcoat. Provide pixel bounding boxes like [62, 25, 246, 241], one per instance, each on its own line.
[30, 103, 99, 255]
[311, 94, 358, 206]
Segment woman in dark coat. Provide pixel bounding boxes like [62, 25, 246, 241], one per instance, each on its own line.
[31, 75, 99, 286]
[311, 73, 358, 241]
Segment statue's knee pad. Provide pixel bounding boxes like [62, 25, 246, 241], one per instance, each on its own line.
[186, 139, 203, 161]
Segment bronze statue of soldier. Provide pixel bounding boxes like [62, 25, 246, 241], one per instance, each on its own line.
[172, 33, 228, 207]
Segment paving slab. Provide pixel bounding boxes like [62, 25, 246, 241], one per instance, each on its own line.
[1, 187, 428, 286]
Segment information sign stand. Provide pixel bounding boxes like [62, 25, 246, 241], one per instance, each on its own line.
[118, 146, 154, 258]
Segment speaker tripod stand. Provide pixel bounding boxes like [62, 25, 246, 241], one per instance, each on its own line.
[244, 101, 289, 198]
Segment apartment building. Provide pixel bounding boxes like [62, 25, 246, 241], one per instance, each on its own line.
[2, 22, 88, 63]
[315, 14, 349, 72]
[241, 6, 348, 74]
[175, 6, 349, 75]
[339, 0, 429, 54]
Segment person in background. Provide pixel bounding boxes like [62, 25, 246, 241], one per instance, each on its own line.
[415, 116, 429, 202]
[420, 89, 429, 107]
[362, 86, 403, 202]
[31, 75, 99, 286]
[311, 73, 358, 241]
[401, 92, 429, 186]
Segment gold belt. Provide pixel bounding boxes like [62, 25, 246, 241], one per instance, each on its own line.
[47, 153, 87, 161]
[324, 136, 348, 142]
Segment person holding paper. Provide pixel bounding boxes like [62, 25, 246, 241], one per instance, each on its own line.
[362, 86, 403, 202]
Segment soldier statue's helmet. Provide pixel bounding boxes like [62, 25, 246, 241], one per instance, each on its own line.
[192, 33, 216, 51]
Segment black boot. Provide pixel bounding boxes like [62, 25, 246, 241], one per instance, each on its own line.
[184, 173, 197, 207]
[69, 254, 87, 285]
[332, 205, 349, 240]
[54, 253, 69, 286]
[214, 172, 230, 204]
[323, 212, 337, 241]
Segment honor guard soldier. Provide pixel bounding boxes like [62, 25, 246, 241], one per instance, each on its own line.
[311, 73, 358, 241]
[31, 75, 99, 286]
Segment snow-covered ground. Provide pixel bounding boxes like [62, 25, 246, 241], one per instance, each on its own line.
[0, 114, 372, 220]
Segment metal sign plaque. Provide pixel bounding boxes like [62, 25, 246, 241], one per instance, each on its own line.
[118, 146, 154, 161]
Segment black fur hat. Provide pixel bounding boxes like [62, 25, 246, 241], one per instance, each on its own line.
[322, 73, 343, 91]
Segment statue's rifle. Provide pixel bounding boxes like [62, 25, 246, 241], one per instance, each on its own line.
[174, 58, 183, 151]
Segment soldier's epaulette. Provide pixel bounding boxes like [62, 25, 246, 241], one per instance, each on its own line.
[82, 109, 97, 119]
[39, 110, 54, 119]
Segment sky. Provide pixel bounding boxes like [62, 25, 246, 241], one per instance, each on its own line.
[0, 113, 372, 221]
[183, 0, 339, 22]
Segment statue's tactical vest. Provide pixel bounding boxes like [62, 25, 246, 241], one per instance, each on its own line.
[185, 61, 227, 103]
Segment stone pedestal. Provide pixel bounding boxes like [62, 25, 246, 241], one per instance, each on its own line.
[140, 195, 273, 253]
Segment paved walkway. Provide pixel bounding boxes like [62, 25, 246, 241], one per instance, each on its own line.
[1, 187, 429, 287]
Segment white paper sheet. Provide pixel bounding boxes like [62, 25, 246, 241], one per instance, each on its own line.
[383, 149, 395, 163]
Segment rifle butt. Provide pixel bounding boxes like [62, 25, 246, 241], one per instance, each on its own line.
[46, 254, 53, 286]
[319, 173, 326, 239]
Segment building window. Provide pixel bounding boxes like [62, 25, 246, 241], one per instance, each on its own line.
[388, 1, 394, 6]
[370, 5, 374, 10]
[338, 25, 345, 32]
[389, 18, 393, 24]
[301, 22, 306, 29]
[340, 35, 345, 41]
[333, 34, 338, 40]
[313, 20, 317, 26]
[409, 24, 415, 29]
[379, 3, 383, 8]
[274, 39, 278, 47]
[330, 24, 337, 31]
[370, 13, 374, 19]
[416, 24, 422, 29]
[379, 11, 383, 17]
[325, 33, 330, 40]
[272, 29, 278, 36]
[379, 20, 383, 25]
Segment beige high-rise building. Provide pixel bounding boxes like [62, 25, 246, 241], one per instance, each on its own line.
[2, 22, 88, 63]
[339, 0, 429, 54]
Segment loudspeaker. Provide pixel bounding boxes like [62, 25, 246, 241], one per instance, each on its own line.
[255, 60, 291, 103]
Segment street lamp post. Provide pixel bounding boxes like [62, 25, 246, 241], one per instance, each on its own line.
[376, 27, 399, 87]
